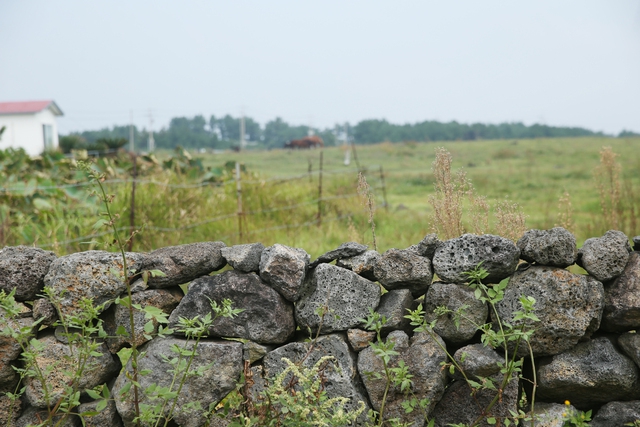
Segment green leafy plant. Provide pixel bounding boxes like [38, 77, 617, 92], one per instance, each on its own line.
[561, 401, 591, 427]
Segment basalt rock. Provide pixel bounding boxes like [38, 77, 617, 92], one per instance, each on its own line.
[336, 250, 380, 281]
[0, 246, 57, 301]
[376, 289, 414, 334]
[220, 242, 264, 273]
[517, 227, 578, 267]
[374, 248, 432, 297]
[577, 230, 632, 283]
[601, 252, 640, 332]
[259, 244, 309, 302]
[590, 401, 640, 427]
[309, 242, 368, 268]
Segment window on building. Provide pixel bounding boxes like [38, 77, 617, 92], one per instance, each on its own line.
[43, 124, 53, 151]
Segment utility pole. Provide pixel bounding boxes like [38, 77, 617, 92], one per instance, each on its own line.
[129, 110, 134, 152]
[308, 115, 314, 136]
[239, 112, 246, 150]
[148, 109, 155, 152]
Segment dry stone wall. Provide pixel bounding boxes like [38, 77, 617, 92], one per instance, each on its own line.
[1, 229, 640, 426]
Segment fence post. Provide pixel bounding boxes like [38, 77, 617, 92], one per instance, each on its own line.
[235, 162, 244, 241]
[128, 153, 137, 251]
[351, 141, 362, 172]
[317, 151, 323, 226]
[379, 165, 389, 212]
[308, 158, 313, 183]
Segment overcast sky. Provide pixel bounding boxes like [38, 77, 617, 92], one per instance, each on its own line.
[1, 1, 639, 135]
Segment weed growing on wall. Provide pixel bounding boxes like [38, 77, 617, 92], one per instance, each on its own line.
[357, 172, 378, 251]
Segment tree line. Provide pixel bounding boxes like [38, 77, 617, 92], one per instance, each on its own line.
[61, 114, 619, 153]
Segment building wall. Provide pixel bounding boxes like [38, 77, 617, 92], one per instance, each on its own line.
[0, 109, 60, 156]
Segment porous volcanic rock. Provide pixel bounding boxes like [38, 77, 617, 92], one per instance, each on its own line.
[336, 250, 380, 281]
[78, 399, 124, 427]
[530, 402, 575, 427]
[495, 266, 604, 357]
[44, 250, 145, 318]
[517, 227, 577, 267]
[618, 332, 640, 368]
[358, 331, 448, 425]
[220, 242, 264, 273]
[590, 401, 640, 427]
[169, 271, 295, 344]
[143, 241, 227, 288]
[347, 329, 376, 352]
[32, 298, 57, 327]
[424, 282, 488, 344]
[295, 263, 380, 334]
[451, 344, 503, 380]
[376, 289, 414, 334]
[432, 234, 520, 284]
[601, 252, 640, 332]
[259, 244, 309, 301]
[577, 230, 632, 283]
[374, 248, 432, 296]
[537, 336, 640, 409]
[309, 242, 368, 268]
[0, 246, 57, 301]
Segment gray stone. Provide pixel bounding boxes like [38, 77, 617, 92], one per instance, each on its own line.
[309, 242, 368, 268]
[44, 250, 145, 318]
[517, 227, 578, 267]
[32, 297, 58, 327]
[451, 344, 503, 380]
[78, 398, 124, 427]
[24, 333, 120, 409]
[103, 288, 183, 353]
[143, 241, 227, 288]
[220, 242, 264, 273]
[16, 406, 79, 427]
[412, 233, 442, 260]
[376, 289, 414, 333]
[431, 372, 519, 427]
[263, 334, 370, 423]
[0, 394, 21, 426]
[243, 340, 272, 363]
[530, 402, 575, 427]
[336, 250, 380, 281]
[259, 244, 310, 302]
[495, 266, 604, 357]
[618, 332, 640, 368]
[113, 336, 242, 427]
[0, 246, 57, 301]
[432, 234, 520, 284]
[374, 248, 432, 297]
[577, 230, 632, 282]
[590, 401, 640, 427]
[537, 336, 640, 409]
[295, 263, 380, 334]
[601, 252, 640, 332]
[0, 311, 36, 392]
[347, 329, 376, 352]
[424, 282, 488, 345]
[169, 271, 295, 344]
[358, 330, 448, 426]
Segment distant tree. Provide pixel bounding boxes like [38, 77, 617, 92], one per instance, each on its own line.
[619, 130, 640, 138]
[155, 115, 218, 149]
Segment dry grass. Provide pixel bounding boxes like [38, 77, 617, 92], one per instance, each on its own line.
[357, 172, 378, 251]
[495, 199, 528, 242]
[595, 146, 622, 230]
[556, 191, 575, 233]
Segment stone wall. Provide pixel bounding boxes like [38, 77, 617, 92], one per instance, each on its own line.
[1, 229, 640, 426]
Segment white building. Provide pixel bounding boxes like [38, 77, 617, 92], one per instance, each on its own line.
[0, 100, 64, 156]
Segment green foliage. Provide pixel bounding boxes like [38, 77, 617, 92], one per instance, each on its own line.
[561, 402, 592, 427]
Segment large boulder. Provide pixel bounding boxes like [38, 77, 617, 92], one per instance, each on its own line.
[358, 330, 448, 425]
[0, 246, 57, 301]
[537, 336, 640, 409]
[577, 230, 632, 282]
[259, 244, 309, 302]
[113, 337, 242, 427]
[220, 243, 264, 273]
[336, 250, 380, 281]
[44, 250, 145, 318]
[103, 288, 183, 353]
[494, 266, 604, 357]
[374, 248, 432, 297]
[424, 282, 488, 345]
[262, 334, 370, 423]
[601, 252, 640, 332]
[517, 227, 577, 267]
[168, 271, 295, 345]
[309, 242, 368, 268]
[432, 234, 520, 284]
[143, 241, 227, 288]
[23, 333, 120, 409]
[295, 263, 380, 334]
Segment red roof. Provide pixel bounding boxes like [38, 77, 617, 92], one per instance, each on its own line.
[0, 100, 63, 116]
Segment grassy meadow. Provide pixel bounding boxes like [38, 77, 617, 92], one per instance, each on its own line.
[3, 136, 638, 258]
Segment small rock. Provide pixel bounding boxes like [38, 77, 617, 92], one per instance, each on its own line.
[530, 402, 575, 427]
[0, 394, 21, 425]
[221, 243, 264, 273]
[451, 344, 503, 380]
[243, 341, 272, 363]
[295, 264, 380, 334]
[259, 244, 310, 302]
[32, 298, 58, 327]
[143, 241, 227, 288]
[601, 252, 640, 332]
[336, 250, 380, 281]
[309, 242, 368, 268]
[347, 329, 376, 352]
[413, 233, 442, 260]
[432, 234, 520, 284]
[374, 248, 432, 297]
[376, 289, 414, 334]
[537, 336, 640, 409]
[78, 399, 124, 427]
[618, 332, 640, 368]
[0, 246, 57, 301]
[577, 230, 632, 282]
[15, 407, 79, 427]
[424, 282, 488, 345]
[517, 227, 577, 267]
